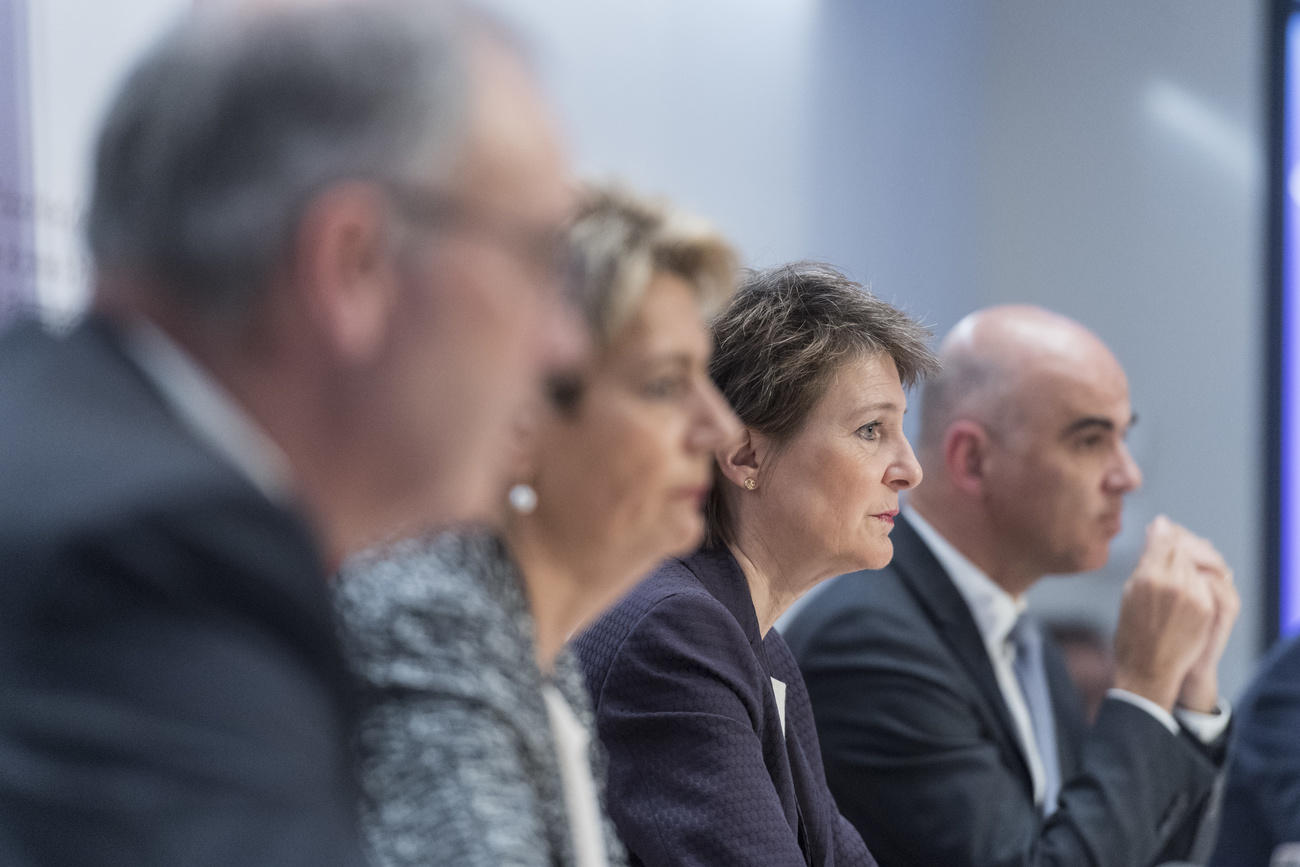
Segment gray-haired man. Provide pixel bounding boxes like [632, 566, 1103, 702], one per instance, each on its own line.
[0, 2, 582, 863]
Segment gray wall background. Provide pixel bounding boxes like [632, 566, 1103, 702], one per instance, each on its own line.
[493, 0, 1269, 697]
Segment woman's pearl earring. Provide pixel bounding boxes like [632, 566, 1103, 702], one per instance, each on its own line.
[508, 483, 538, 515]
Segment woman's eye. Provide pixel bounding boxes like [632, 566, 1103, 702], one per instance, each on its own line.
[857, 422, 880, 441]
[644, 377, 687, 399]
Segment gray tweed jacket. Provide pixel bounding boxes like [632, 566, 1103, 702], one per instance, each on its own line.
[335, 531, 627, 867]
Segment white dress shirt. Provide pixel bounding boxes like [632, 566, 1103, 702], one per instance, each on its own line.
[121, 320, 293, 502]
[541, 684, 611, 867]
[906, 510, 1229, 810]
[770, 677, 788, 736]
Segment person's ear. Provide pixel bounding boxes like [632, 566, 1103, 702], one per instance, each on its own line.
[945, 420, 990, 497]
[715, 427, 765, 492]
[292, 182, 401, 364]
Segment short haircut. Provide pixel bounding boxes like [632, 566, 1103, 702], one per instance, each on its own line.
[568, 183, 737, 349]
[915, 351, 1004, 453]
[86, 1, 507, 318]
[704, 261, 938, 545]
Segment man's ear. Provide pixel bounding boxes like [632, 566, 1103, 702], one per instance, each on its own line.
[292, 182, 401, 364]
[944, 419, 990, 497]
[715, 427, 764, 491]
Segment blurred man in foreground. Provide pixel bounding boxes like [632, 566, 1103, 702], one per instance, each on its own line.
[785, 305, 1237, 867]
[0, 2, 581, 863]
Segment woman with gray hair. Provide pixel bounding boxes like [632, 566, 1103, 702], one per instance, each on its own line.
[335, 184, 740, 866]
[574, 262, 938, 866]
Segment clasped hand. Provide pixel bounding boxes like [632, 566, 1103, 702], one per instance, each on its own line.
[1113, 515, 1239, 713]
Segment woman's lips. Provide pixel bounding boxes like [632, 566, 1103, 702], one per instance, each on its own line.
[872, 509, 900, 526]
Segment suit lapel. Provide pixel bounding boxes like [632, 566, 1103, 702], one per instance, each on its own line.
[767, 637, 823, 866]
[1043, 637, 1086, 779]
[681, 549, 804, 844]
[890, 515, 1036, 791]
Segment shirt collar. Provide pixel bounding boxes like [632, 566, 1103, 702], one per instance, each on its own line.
[906, 509, 1026, 649]
[120, 319, 294, 503]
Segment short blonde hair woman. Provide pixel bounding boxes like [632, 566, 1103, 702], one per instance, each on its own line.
[336, 184, 740, 867]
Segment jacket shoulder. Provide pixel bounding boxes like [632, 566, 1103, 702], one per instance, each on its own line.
[572, 558, 747, 708]
[337, 533, 536, 706]
[0, 319, 257, 543]
[783, 562, 927, 658]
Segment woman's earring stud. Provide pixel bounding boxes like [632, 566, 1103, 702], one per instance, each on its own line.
[743, 478, 757, 491]
[508, 483, 538, 515]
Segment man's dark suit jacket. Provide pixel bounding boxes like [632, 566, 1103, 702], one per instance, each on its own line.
[0, 317, 365, 865]
[1210, 633, 1300, 866]
[573, 547, 876, 867]
[782, 514, 1221, 867]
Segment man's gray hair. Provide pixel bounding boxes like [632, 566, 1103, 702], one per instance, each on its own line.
[87, 1, 510, 316]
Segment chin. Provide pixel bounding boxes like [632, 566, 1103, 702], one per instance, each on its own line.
[1060, 545, 1110, 575]
[1079, 551, 1111, 573]
[856, 539, 895, 572]
[658, 512, 706, 560]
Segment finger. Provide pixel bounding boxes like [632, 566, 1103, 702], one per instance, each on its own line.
[1166, 536, 1202, 592]
[1207, 571, 1241, 610]
[1195, 563, 1234, 589]
[1135, 515, 1178, 576]
[1161, 526, 1223, 588]
[1206, 580, 1241, 648]
[1188, 550, 1235, 591]
[1184, 533, 1231, 577]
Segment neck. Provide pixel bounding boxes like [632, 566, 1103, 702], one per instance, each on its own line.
[908, 492, 1039, 598]
[725, 517, 834, 637]
[97, 285, 442, 572]
[114, 297, 383, 570]
[508, 521, 606, 674]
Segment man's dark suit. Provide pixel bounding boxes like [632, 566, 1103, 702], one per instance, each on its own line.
[573, 547, 876, 867]
[0, 317, 365, 865]
[782, 514, 1221, 867]
[1210, 633, 1300, 866]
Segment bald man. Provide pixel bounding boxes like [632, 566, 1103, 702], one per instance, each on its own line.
[783, 306, 1238, 867]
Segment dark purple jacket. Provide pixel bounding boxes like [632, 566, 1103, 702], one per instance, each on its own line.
[573, 547, 876, 867]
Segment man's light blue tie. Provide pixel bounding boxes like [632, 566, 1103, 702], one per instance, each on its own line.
[1010, 614, 1061, 815]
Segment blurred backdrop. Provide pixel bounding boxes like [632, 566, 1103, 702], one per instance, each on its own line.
[0, 0, 1268, 695]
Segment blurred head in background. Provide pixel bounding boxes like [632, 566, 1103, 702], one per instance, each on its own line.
[910, 305, 1143, 595]
[504, 183, 740, 666]
[87, 0, 584, 564]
